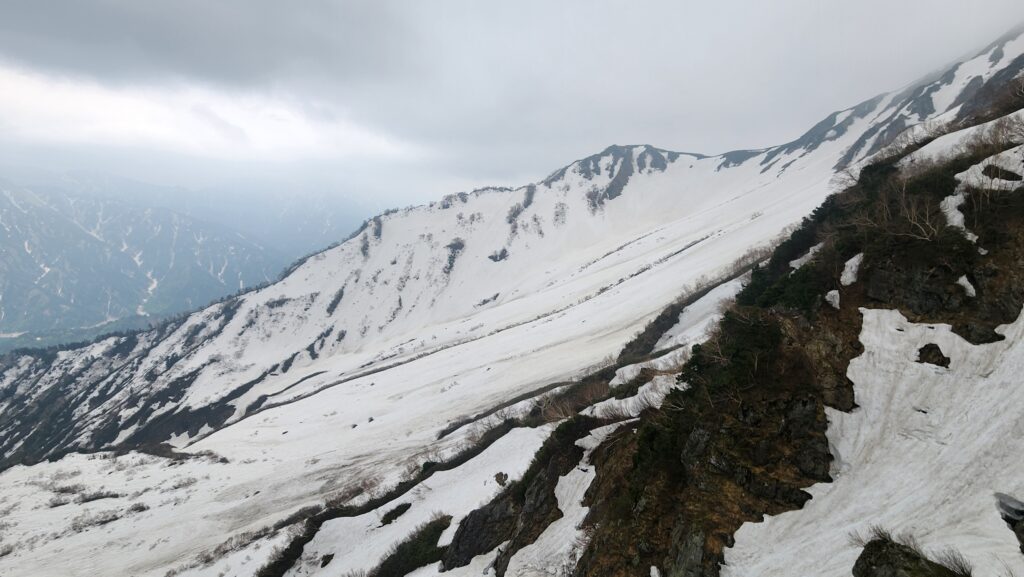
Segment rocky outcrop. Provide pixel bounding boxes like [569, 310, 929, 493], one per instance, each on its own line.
[573, 306, 846, 577]
[996, 492, 1024, 555]
[916, 344, 951, 367]
[853, 540, 961, 577]
[443, 417, 601, 575]
[568, 115, 1024, 576]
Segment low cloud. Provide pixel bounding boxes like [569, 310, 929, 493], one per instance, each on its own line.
[0, 0, 1022, 204]
[0, 63, 415, 162]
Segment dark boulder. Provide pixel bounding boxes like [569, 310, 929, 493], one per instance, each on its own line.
[853, 539, 959, 577]
[916, 344, 951, 368]
[996, 492, 1024, 555]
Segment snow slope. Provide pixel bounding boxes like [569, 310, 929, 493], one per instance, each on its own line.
[1, 26, 1023, 577]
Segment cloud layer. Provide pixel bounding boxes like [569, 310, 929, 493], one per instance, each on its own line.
[1, 0, 1023, 203]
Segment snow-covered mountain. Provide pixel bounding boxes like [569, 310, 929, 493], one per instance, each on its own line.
[0, 186, 281, 350]
[0, 25, 1022, 577]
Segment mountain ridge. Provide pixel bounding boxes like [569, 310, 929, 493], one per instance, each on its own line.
[3, 26, 1022, 469]
[0, 26, 1022, 577]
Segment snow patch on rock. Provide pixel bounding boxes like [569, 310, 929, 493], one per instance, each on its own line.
[723, 308, 1024, 577]
[840, 253, 863, 286]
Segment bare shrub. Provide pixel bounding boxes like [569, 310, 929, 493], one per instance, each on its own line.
[272, 505, 322, 531]
[847, 525, 893, 548]
[956, 114, 1024, 159]
[50, 469, 82, 482]
[539, 397, 576, 422]
[77, 490, 120, 504]
[935, 548, 973, 577]
[595, 401, 634, 421]
[850, 176, 943, 241]
[875, 121, 953, 164]
[848, 526, 972, 577]
[167, 477, 197, 491]
[561, 380, 610, 412]
[367, 513, 452, 577]
[379, 502, 411, 526]
[70, 509, 121, 532]
[47, 496, 70, 508]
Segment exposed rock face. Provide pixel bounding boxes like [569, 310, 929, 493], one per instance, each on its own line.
[572, 308, 846, 577]
[852, 540, 959, 577]
[566, 105, 1024, 575]
[916, 343, 951, 367]
[442, 497, 518, 568]
[443, 417, 598, 575]
[996, 492, 1024, 554]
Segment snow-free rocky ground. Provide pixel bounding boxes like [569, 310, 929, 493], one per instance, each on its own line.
[1, 26, 1024, 577]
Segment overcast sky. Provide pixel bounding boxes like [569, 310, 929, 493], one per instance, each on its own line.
[1, 0, 1023, 208]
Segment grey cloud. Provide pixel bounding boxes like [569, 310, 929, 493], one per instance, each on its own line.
[190, 104, 249, 144]
[0, 0, 415, 86]
[1, 0, 1024, 205]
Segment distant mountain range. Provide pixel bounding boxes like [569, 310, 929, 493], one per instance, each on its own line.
[0, 186, 282, 350]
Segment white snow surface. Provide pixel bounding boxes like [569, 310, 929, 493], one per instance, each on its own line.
[935, 138, 1024, 246]
[788, 242, 823, 270]
[608, 347, 688, 389]
[583, 375, 681, 419]
[902, 110, 1024, 167]
[724, 308, 1024, 577]
[285, 425, 553, 576]
[825, 289, 841, 310]
[840, 253, 863, 286]
[653, 276, 746, 352]
[940, 191, 979, 243]
[957, 275, 977, 297]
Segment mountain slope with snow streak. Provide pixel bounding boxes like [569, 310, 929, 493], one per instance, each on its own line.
[0, 26, 1023, 577]
[0, 186, 280, 350]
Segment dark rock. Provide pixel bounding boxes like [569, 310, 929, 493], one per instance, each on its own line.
[982, 164, 1023, 181]
[446, 418, 594, 575]
[955, 321, 1005, 344]
[442, 496, 518, 569]
[750, 440, 772, 467]
[668, 526, 707, 577]
[823, 377, 857, 412]
[996, 492, 1024, 555]
[681, 427, 712, 465]
[783, 397, 818, 436]
[916, 344, 950, 368]
[708, 449, 736, 474]
[794, 442, 832, 481]
[852, 539, 959, 577]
